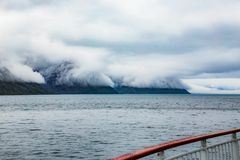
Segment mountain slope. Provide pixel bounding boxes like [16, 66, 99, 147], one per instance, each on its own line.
[41, 84, 117, 94]
[0, 63, 190, 95]
[0, 81, 189, 95]
[115, 86, 189, 94]
[0, 82, 49, 95]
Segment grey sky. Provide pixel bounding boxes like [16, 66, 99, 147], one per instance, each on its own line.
[0, 0, 240, 93]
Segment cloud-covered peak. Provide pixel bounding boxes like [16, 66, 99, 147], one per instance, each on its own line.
[0, 0, 240, 93]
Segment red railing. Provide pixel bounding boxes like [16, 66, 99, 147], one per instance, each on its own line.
[112, 128, 240, 160]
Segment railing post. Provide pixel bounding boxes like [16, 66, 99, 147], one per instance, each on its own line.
[201, 139, 208, 160]
[232, 133, 240, 160]
[157, 151, 165, 160]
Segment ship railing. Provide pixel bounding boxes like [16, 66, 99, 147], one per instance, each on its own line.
[112, 128, 240, 160]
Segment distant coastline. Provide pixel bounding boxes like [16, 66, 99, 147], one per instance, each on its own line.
[0, 82, 190, 95]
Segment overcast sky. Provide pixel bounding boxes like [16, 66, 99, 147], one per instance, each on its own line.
[0, 0, 240, 94]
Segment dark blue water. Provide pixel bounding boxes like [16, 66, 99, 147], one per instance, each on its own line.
[0, 95, 240, 159]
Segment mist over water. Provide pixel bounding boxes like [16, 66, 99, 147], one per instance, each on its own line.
[0, 95, 240, 160]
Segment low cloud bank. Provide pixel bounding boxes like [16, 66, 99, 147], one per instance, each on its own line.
[1, 0, 240, 92]
[183, 78, 240, 94]
[1, 48, 240, 90]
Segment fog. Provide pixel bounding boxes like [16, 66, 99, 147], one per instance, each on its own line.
[0, 0, 240, 92]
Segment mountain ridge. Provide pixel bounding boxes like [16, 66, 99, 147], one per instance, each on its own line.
[0, 81, 190, 95]
[0, 62, 190, 95]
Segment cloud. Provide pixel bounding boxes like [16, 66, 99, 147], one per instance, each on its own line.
[0, 0, 240, 92]
[4, 61, 45, 83]
[183, 78, 240, 94]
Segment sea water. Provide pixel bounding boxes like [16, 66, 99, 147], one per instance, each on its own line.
[0, 95, 240, 159]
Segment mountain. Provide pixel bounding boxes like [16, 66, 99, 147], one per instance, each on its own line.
[0, 82, 49, 95]
[115, 86, 189, 94]
[0, 81, 189, 95]
[41, 84, 117, 94]
[0, 62, 190, 95]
